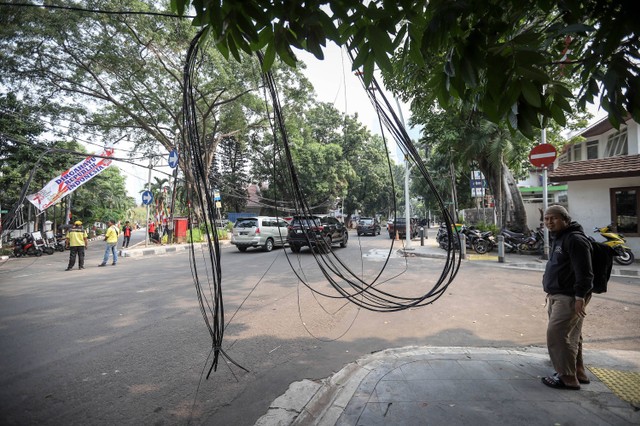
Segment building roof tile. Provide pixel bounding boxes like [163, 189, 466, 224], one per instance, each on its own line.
[549, 154, 640, 182]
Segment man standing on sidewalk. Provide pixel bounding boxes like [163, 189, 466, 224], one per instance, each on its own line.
[541, 205, 593, 391]
[99, 219, 118, 267]
[65, 220, 88, 271]
[122, 221, 132, 248]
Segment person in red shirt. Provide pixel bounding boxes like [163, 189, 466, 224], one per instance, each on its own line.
[148, 221, 156, 242]
[122, 221, 132, 248]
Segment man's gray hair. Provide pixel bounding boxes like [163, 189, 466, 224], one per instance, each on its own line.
[545, 205, 571, 222]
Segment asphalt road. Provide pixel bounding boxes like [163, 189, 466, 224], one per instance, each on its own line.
[0, 231, 638, 425]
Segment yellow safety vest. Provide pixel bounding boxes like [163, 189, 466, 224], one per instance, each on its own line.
[67, 227, 86, 247]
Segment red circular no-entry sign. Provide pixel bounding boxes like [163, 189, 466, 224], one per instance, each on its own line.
[529, 143, 557, 167]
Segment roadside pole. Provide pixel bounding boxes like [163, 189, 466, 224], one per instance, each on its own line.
[541, 129, 550, 260]
[145, 157, 152, 248]
[405, 156, 412, 249]
[528, 134, 557, 261]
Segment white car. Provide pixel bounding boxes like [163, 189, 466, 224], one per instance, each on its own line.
[231, 216, 289, 252]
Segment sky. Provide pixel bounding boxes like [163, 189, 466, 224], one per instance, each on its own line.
[296, 44, 414, 162]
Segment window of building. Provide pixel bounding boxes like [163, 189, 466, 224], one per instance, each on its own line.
[610, 187, 639, 236]
[605, 127, 628, 157]
[572, 144, 581, 161]
[586, 140, 598, 159]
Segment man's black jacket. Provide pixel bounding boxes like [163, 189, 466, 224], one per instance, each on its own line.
[543, 222, 594, 298]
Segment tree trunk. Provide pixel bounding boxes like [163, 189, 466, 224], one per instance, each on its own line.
[478, 158, 528, 232]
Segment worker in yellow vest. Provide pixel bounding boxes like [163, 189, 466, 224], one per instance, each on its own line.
[65, 220, 88, 271]
[99, 219, 119, 266]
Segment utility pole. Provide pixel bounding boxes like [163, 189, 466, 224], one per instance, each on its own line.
[145, 156, 153, 247]
[65, 192, 71, 226]
[405, 156, 412, 248]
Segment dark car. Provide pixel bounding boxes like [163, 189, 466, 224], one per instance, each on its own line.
[357, 217, 381, 236]
[287, 215, 349, 253]
[387, 217, 418, 239]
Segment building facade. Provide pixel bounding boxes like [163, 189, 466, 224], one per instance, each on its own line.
[549, 116, 640, 255]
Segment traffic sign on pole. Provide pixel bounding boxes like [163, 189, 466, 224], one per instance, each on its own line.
[168, 149, 179, 168]
[141, 190, 154, 205]
[529, 144, 557, 167]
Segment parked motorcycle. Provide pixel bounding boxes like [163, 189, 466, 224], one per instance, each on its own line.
[500, 227, 544, 254]
[55, 232, 67, 251]
[594, 225, 635, 266]
[436, 224, 494, 254]
[12, 233, 43, 257]
[46, 230, 65, 252]
[32, 231, 54, 255]
[472, 230, 496, 254]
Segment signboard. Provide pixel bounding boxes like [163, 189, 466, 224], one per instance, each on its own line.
[26, 148, 114, 211]
[141, 190, 154, 205]
[213, 189, 221, 201]
[470, 171, 487, 198]
[168, 149, 179, 168]
[529, 143, 557, 167]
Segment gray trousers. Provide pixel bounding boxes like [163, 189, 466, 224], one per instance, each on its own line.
[546, 293, 591, 376]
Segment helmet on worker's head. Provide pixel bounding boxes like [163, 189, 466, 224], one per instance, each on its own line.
[74, 220, 82, 225]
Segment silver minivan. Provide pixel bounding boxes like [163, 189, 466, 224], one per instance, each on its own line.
[231, 216, 289, 252]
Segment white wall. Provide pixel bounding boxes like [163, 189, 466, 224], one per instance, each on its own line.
[627, 119, 639, 155]
[568, 177, 640, 254]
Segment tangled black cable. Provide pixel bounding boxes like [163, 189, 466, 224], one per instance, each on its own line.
[258, 51, 461, 311]
[182, 31, 462, 376]
[181, 30, 249, 378]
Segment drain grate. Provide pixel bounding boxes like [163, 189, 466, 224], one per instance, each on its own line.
[588, 367, 640, 407]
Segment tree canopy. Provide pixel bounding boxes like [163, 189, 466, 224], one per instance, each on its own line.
[172, 0, 639, 138]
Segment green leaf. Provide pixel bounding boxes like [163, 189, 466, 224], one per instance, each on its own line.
[368, 25, 393, 53]
[513, 50, 546, 67]
[553, 95, 572, 113]
[521, 80, 541, 108]
[392, 26, 407, 50]
[518, 115, 535, 139]
[550, 104, 567, 127]
[363, 56, 375, 87]
[517, 67, 550, 84]
[277, 44, 298, 68]
[227, 36, 242, 62]
[262, 43, 276, 72]
[253, 26, 273, 50]
[216, 37, 230, 60]
[351, 46, 369, 70]
[460, 57, 477, 88]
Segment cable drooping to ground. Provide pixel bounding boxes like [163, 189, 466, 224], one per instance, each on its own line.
[181, 31, 462, 376]
[181, 30, 248, 377]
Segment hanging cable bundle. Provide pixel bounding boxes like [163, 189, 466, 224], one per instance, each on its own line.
[258, 51, 462, 312]
[181, 30, 247, 377]
[181, 30, 462, 376]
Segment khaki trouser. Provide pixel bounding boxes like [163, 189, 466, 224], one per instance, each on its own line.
[546, 293, 591, 376]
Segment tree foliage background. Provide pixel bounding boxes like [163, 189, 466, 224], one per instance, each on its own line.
[171, 0, 639, 135]
[1, 1, 399, 231]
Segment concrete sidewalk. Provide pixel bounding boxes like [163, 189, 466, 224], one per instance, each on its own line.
[254, 235, 640, 426]
[256, 346, 640, 425]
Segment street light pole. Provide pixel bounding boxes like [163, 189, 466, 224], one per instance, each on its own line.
[405, 156, 412, 249]
[145, 156, 152, 248]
